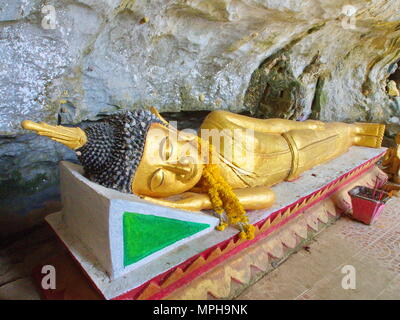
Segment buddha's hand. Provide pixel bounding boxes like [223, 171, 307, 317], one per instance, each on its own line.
[141, 187, 276, 212]
[141, 192, 210, 212]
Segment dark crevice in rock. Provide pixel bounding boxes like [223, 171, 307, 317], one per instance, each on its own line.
[388, 63, 400, 84]
[58, 101, 77, 125]
[310, 77, 326, 120]
[244, 23, 326, 120]
[244, 53, 305, 120]
[161, 110, 211, 130]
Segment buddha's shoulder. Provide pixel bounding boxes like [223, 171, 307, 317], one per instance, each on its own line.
[201, 110, 241, 130]
[203, 110, 231, 123]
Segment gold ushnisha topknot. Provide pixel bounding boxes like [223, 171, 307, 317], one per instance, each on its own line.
[21, 120, 87, 150]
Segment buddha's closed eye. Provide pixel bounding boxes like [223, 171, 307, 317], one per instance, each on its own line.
[160, 137, 173, 161]
[150, 168, 165, 191]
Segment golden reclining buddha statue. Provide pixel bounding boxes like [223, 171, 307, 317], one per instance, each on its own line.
[21, 108, 385, 239]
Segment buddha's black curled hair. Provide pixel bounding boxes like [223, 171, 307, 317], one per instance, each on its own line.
[76, 109, 163, 193]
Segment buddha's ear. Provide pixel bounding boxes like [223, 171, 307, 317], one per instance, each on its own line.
[149, 106, 169, 126]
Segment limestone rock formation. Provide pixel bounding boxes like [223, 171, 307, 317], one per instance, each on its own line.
[2, 0, 400, 135]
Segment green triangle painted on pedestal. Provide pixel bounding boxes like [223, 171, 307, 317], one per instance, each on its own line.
[123, 212, 210, 267]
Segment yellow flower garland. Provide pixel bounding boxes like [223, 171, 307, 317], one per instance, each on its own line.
[197, 140, 255, 240]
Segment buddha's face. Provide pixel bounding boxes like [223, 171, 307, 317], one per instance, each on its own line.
[131, 123, 204, 197]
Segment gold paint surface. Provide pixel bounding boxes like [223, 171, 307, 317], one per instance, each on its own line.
[21, 120, 87, 150]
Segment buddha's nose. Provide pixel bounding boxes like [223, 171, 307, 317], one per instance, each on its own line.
[163, 157, 193, 175]
[178, 157, 193, 166]
[179, 131, 196, 142]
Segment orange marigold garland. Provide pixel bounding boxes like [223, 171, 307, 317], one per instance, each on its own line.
[197, 139, 255, 240]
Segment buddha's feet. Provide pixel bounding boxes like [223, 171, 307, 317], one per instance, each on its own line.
[353, 123, 385, 148]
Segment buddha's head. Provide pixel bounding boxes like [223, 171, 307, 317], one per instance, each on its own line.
[131, 121, 204, 197]
[22, 109, 203, 197]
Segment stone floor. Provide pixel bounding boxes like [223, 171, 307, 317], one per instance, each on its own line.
[1, 197, 399, 300]
[237, 196, 400, 300]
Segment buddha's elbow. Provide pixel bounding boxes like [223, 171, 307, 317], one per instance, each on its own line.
[246, 188, 276, 210]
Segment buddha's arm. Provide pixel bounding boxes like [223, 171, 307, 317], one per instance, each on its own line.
[202, 110, 325, 134]
[141, 186, 275, 212]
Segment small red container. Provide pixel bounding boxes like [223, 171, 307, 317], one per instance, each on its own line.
[348, 186, 391, 225]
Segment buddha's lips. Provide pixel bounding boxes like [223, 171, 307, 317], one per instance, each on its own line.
[178, 162, 198, 182]
[186, 163, 198, 181]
